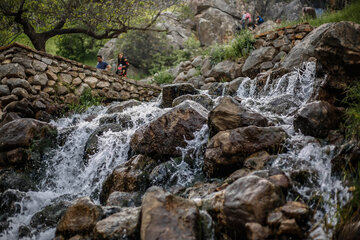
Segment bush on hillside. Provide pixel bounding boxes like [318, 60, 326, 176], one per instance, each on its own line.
[343, 81, 360, 141]
[209, 30, 255, 65]
[153, 70, 174, 85]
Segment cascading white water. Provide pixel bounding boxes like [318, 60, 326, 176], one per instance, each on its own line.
[236, 61, 350, 238]
[0, 61, 350, 240]
[1, 102, 167, 240]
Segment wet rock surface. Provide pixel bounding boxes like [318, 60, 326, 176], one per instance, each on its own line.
[130, 101, 207, 159]
[100, 155, 157, 204]
[56, 197, 103, 239]
[160, 83, 199, 108]
[224, 175, 285, 234]
[140, 187, 201, 240]
[294, 100, 343, 138]
[204, 126, 286, 177]
[208, 96, 268, 136]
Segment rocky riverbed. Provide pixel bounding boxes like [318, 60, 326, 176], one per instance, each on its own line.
[0, 21, 359, 240]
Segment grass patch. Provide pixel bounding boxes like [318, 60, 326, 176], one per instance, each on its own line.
[276, 1, 360, 29]
[68, 88, 104, 113]
[343, 81, 360, 141]
[153, 70, 174, 85]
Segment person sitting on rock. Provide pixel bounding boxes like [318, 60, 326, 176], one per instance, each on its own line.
[116, 52, 129, 77]
[96, 55, 111, 70]
[256, 15, 264, 26]
[302, 6, 317, 19]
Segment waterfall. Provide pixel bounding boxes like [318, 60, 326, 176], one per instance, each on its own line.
[0, 61, 349, 240]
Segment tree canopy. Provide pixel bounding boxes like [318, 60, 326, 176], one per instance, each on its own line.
[0, 0, 179, 51]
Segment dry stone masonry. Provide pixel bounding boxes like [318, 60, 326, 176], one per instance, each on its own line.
[0, 43, 161, 117]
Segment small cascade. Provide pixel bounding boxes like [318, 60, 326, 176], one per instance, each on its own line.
[0, 61, 350, 240]
[1, 102, 167, 240]
[236, 61, 349, 237]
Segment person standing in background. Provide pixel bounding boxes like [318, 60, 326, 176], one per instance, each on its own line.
[116, 52, 129, 77]
[96, 55, 111, 71]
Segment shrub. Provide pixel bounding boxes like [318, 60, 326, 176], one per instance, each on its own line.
[153, 70, 174, 85]
[209, 30, 254, 65]
[68, 88, 104, 113]
[343, 81, 360, 141]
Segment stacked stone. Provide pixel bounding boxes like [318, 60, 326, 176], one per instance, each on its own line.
[253, 23, 314, 69]
[0, 43, 161, 117]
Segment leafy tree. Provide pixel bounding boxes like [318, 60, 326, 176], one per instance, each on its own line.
[0, 0, 179, 51]
[117, 30, 175, 74]
[56, 34, 106, 63]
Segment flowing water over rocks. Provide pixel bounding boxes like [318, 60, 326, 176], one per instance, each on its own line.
[0, 62, 350, 239]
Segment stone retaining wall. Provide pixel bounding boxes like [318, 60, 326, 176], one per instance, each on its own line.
[253, 23, 314, 68]
[0, 43, 161, 114]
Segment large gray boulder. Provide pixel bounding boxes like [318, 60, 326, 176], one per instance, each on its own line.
[131, 101, 207, 159]
[208, 96, 268, 136]
[94, 207, 141, 240]
[160, 83, 199, 108]
[242, 47, 277, 77]
[281, 22, 333, 70]
[140, 187, 201, 240]
[207, 60, 242, 81]
[224, 175, 285, 231]
[293, 101, 343, 138]
[204, 126, 286, 177]
[314, 21, 360, 76]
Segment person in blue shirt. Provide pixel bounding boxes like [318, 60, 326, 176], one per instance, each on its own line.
[96, 55, 111, 70]
[256, 15, 264, 25]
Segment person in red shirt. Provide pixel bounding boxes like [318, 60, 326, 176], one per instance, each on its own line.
[116, 52, 129, 77]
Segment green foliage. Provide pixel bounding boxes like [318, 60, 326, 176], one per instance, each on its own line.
[117, 31, 175, 75]
[153, 70, 174, 85]
[68, 88, 104, 113]
[342, 81, 360, 141]
[0, 0, 179, 51]
[336, 166, 360, 232]
[209, 30, 255, 65]
[56, 34, 107, 64]
[276, 0, 360, 29]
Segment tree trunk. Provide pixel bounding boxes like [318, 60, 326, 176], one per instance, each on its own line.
[28, 34, 47, 52]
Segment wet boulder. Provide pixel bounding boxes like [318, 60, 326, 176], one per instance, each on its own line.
[224, 175, 285, 232]
[100, 155, 157, 205]
[30, 201, 70, 231]
[0, 169, 37, 192]
[56, 197, 103, 239]
[314, 21, 360, 76]
[84, 123, 128, 160]
[172, 94, 214, 111]
[160, 83, 199, 108]
[208, 96, 268, 136]
[106, 99, 142, 114]
[106, 191, 142, 207]
[293, 101, 343, 138]
[242, 47, 277, 78]
[207, 60, 242, 81]
[245, 222, 271, 240]
[0, 189, 25, 231]
[3, 98, 34, 118]
[204, 126, 286, 177]
[93, 207, 141, 240]
[280, 201, 310, 223]
[0, 118, 57, 169]
[223, 77, 245, 96]
[140, 187, 201, 240]
[130, 101, 207, 159]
